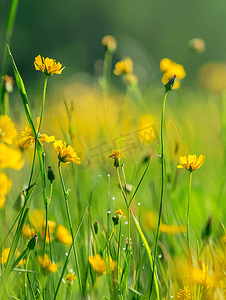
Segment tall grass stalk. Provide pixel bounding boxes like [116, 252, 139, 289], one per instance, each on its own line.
[150, 89, 168, 297]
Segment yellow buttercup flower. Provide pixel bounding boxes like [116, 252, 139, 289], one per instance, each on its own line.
[56, 225, 72, 246]
[160, 58, 186, 90]
[41, 220, 57, 243]
[53, 140, 81, 165]
[177, 155, 205, 172]
[177, 286, 191, 299]
[0, 115, 17, 145]
[20, 117, 55, 148]
[0, 172, 12, 209]
[114, 58, 133, 76]
[108, 150, 125, 168]
[0, 143, 24, 170]
[102, 35, 117, 52]
[29, 209, 45, 230]
[89, 254, 107, 275]
[65, 273, 77, 284]
[38, 254, 60, 275]
[34, 55, 65, 76]
[22, 224, 36, 239]
[1, 248, 24, 266]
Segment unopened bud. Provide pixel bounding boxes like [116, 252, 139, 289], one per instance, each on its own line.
[48, 166, 55, 184]
[165, 75, 176, 92]
[93, 222, 99, 234]
[27, 234, 38, 250]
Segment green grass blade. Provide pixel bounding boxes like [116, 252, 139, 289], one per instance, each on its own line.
[130, 209, 160, 300]
[0, 0, 20, 110]
[129, 161, 150, 206]
[7, 46, 36, 136]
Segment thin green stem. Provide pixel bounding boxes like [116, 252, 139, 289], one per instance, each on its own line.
[150, 90, 168, 297]
[187, 171, 193, 254]
[58, 162, 82, 292]
[37, 75, 48, 133]
[116, 167, 128, 207]
[24, 250, 31, 299]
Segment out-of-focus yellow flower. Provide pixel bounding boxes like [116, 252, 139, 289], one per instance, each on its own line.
[34, 55, 65, 76]
[0, 115, 17, 145]
[89, 254, 107, 274]
[1, 248, 24, 265]
[0, 143, 24, 170]
[53, 140, 81, 165]
[56, 225, 72, 246]
[22, 224, 36, 239]
[177, 155, 205, 172]
[160, 58, 186, 90]
[189, 38, 206, 53]
[114, 58, 133, 76]
[177, 286, 191, 299]
[159, 224, 186, 235]
[0, 172, 12, 209]
[115, 209, 124, 219]
[65, 273, 77, 284]
[38, 254, 60, 275]
[102, 35, 117, 52]
[41, 220, 57, 243]
[29, 209, 45, 230]
[20, 117, 55, 148]
[2, 75, 14, 93]
[145, 211, 186, 234]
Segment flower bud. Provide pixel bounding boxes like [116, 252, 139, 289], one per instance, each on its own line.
[27, 234, 38, 250]
[165, 75, 176, 92]
[93, 221, 99, 234]
[48, 166, 55, 184]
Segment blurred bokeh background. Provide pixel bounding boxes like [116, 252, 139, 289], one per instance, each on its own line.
[1, 0, 226, 237]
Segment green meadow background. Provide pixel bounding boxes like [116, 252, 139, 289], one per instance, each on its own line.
[1, 0, 226, 298]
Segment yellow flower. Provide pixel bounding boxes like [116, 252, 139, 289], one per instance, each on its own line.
[177, 155, 205, 172]
[1, 248, 24, 266]
[89, 254, 107, 274]
[0, 172, 12, 209]
[115, 209, 124, 219]
[65, 273, 77, 284]
[20, 117, 55, 148]
[160, 58, 186, 90]
[177, 286, 191, 299]
[53, 140, 81, 164]
[41, 220, 57, 243]
[0, 115, 17, 145]
[0, 143, 24, 170]
[159, 224, 186, 235]
[34, 55, 65, 76]
[113, 58, 133, 76]
[108, 150, 125, 168]
[29, 209, 45, 230]
[56, 225, 72, 246]
[22, 224, 36, 239]
[2, 75, 14, 93]
[189, 38, 206, 53]
[38, 254, 60, 275]
[102, 35, 117, 52]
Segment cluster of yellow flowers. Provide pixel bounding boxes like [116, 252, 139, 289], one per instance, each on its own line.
[114, 57, 138, 84]
[22, 209, 72, 246]
[38, 254, 60, 275]
[160, 58, 186, 89]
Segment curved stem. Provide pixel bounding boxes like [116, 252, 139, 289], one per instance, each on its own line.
[58, 161, 82, 292]
[150, 90, 168, 296]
